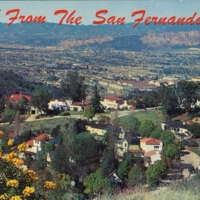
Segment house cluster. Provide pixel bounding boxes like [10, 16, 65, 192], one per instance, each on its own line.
[86, 123, 163, 166]
[6, 93, 134, 115]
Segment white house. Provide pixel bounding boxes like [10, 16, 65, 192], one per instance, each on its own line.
[161, 121, 189, 135]
[48, 99, 68, 111]
[65, 99, 91, 111]
[140, 138, 163, 152]
[140, 138, 163, 166]
[144, 150, 161, 166]
[100, 96, 131, 110]
[25, 134, 56, 157]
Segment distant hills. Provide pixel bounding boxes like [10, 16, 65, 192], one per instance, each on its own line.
[1, 22, 200, 50]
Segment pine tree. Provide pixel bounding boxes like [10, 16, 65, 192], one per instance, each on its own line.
[91, 85, 103, 113]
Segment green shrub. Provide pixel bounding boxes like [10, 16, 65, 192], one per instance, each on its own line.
[59, 111, 71, 116]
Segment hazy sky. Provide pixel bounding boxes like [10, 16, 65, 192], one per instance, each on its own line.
[0, 1, 200, 25]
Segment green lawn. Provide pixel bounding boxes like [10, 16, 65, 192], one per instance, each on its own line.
[119, 109, 165, 126]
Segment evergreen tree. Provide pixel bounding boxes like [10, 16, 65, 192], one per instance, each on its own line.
[91, 85, 103, 113]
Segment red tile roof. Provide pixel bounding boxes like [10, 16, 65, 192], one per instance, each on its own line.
[26, 139, 34, 146]
[105, 96, 124, 101]
[8, 94, 31, 102]
[34, 134, 53, 141]
[140, 138, 162, 145]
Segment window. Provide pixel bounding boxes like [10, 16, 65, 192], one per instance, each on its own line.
[154, 146, 159, 149]
[35, 141, 39, 144]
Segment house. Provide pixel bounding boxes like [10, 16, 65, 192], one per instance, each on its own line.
[116, 131, 140, 157]
[25, 134, 58, 157]
[7, 93, 31, 102]
[66, 99, 91, 111]
[48, 99, 68, 111]
[161, 121, 192, 140]
[107, 170, 122, 183]
[116, 139, 129, 157]
[86, 123, 109, 140]
[100, 96, 132, 110]
[140, 138, 163, 166]
[144, 150, 161, 166]
[140, 138, 163, 152]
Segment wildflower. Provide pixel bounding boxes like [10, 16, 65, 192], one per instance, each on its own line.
[10, 196, 22, 200]
[22, 186, 35, 196]
[7, 139, 14, 147]
[17, 143, 28, 152]
[6, 179, 19, 187]
[44, 181, 56, 190]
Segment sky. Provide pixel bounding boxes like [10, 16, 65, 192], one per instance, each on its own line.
[0, 1, 200, 25]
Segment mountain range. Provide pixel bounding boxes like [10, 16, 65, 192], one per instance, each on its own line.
[1, 22, 200, 50]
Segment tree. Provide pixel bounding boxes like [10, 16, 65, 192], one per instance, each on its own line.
[150, 128, 162, 139]
[17, 96, 28, 114]
[131, 96, 143, 109]
[2, 108, 16, 123]
[138, 120, 155, 137]
[117, 159, 131, 180]
[122, 113, 141, 132]
[101, 149, 118, 176]
[157, 85, 178, 121]
[189, 123, 200, 138]
[162, 144, 180, 160]
[91, 85, 103, 113]
[145, 164, 161, 186]
[61, 71, 87, 102]
[142, 92, 156, 107]
[31, 87, 51, 114]
[176, 80, 198, 111]
[0, 96, 5, 112]
[128, 166, 146, 187]
[83, 169, 108, 195]
[160, 131, 174, 146]
[83, 106, 95, 121]
[98, 115, 111, 124]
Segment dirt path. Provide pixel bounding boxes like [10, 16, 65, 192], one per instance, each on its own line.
[181, 150, 200, 178]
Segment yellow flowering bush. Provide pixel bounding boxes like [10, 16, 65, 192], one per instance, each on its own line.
[44, 181, 56, 190]
[0, 194, 6, 200]
[4, 152, 18, 162]
[11, 158, 24, 167]
[17, 143, 28, 152]
[7, 139, 14, 147]
[23, 169, 38, 183]
[6, 179, 19, 188]
[10, 196, 22, 200]
[0, 140, 58, 199]
[22, 186, 35, 196]
[0, 130, 3, 138]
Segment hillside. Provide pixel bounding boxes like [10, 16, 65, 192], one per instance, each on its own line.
[1, 22, 200, 50]
[0, 70, 63, 97]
